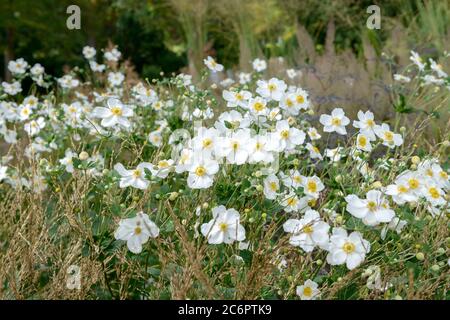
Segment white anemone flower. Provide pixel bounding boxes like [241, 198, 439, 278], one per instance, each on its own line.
[283, 209, 330, 252]
[187, 156, 219, 189]
[326, 227, 370, 270]
[114, 212, 159, 254]
[374, 123, 403, 148]
[296, 279, 320, 300]
[114, 162, 153, 190]
[345, 190, 395, 226]
[204, 56, 224, 72]
[353, 110, 377, 140]
[93, 98, 133, 129]
[319, 108, 350, 135]
[201, 206, 245, 244]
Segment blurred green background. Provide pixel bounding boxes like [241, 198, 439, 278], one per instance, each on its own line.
[1, 0, 449, 81]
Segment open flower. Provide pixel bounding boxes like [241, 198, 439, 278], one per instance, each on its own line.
[353, 110, 377, 140]
[296, 279, 320, 300]
[216, 129, 251, 165]
[114, 162, 153, 190]
[201, 206, 245, 244]
[283, 209, 330, 252]
[204, 56, 224, 72]
[319, 108, 350, 135]
[374, 123, 403, 148]
[326, 227, 370, 270]
[345, 190, 395, 226]
[59, 149, 77, 173]
[252, 58, 267, 72]
[356, 133, 372, 152]
[187, 156, 219, 189]
[150, 159, 174, 179]
[271, 120, 305, 152]
[8, 58, 28, 75]
[263, 174, 280, 200]
[301, 176, 324, 199]
[280, 192, 309, 213]
[24, 117, 45, 136]
[82, 46, 96, 60]
[114, 212, 159, 254]
[93, 98, 133, 129]
[108, 72, 125, 87]
[256, 78, 287, 101]
[222, 90, 251, 108]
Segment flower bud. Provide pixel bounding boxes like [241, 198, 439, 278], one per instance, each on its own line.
[79, 151, 89, 161]
[411, 156, 420, 164]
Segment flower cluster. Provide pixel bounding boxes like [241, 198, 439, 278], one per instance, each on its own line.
[0, 45, 448, 300]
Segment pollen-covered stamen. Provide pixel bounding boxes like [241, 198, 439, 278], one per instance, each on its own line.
[253, 102, 264, 112]
[367, 200, 377, 212]
[428, 187, 440, 199]
[384, 131, 394, 142]
[303, 286, 313, 297]
[408, 178, 419, 190]
[342, 242, 355, 253]
[331, 117, 341, 126]
[202, 138, 212, 148]
[195, 166, 206, 177]
[307, 181, 317, 193]
[132, 169, 141, 178]
[280, 130, 290, 139]
[219, 222, 228, 232]
[111, 106, 123, 116]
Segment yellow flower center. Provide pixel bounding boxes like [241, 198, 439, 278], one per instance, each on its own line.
[303, 286, 313, 297]
[280, 130, 290, 139]
[268, 83, 277, 91]
[307, 181, 317, 193]
[219, 222, 228, 232]
[195, 166, 206, 177]
[269, 182, 278, 191]
[236, 93, 243, 101]
[202, 138, 212, 148]
[303, 225, 313, 234]
[111, 106, 122, 116]
[293, 176, 302, 183]
[287, 197, 298, 206]
[408, 178, 419, 189]
[439, 171, 448, 180]
[343, 242, 355, 253]
[255, 142, 262, 150]
[331, 118, 341, 126]
[366, 119, 375, 127]
[253, 102, 264, 112]
[134, 227, 142, 235]
[296, 95, 304, 104]
[132, 169, 141, 178]
[286, 99, 293, 107]
[158, 160, 169, 168]
[367, 200, 377, 211]
[428, 187, 440, 199]
[397, 185, 408, 193]
[231, 141, 239, 150]
[426, 169, 433, 177]
[358, 136, 367, 147]
[384, 131, 394, 142]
